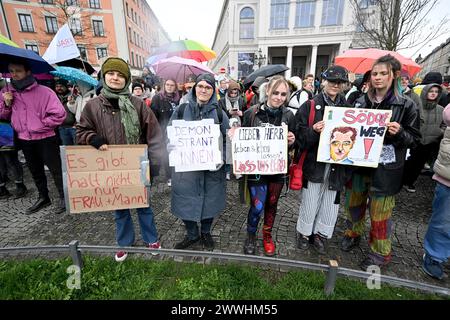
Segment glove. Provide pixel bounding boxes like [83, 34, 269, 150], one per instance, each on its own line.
[89, 135, 107, 150]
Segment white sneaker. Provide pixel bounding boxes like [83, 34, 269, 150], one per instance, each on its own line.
[226, 173, 231, 181]
[114, 251, 128, 262]
[167, 179, 172, 187]
[148, 241, 161, 256]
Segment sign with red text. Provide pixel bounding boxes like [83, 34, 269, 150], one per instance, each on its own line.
[60, 145, 150, 214]
[232, 125, 288, 175]
[167, 119, 223, 172]
[317, 107, 392, 168]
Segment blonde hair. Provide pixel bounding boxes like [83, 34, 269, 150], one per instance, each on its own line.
[266, 75, 290, 100]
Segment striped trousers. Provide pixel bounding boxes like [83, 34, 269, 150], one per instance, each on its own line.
[296, 174, 339, 239]
[344, 173, 395, 264]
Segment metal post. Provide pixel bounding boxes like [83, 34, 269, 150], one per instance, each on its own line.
[69, 240, 83, 269]
[324, 260, 338, 296]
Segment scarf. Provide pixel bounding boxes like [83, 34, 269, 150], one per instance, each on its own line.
[424, 101, 437, 110]
[11, 75, 36, 91]
[225, 94, 239, 112]
[101, 84, 140, 144]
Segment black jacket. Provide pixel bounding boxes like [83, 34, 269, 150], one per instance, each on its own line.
[294, 93, 354, 191]
[353, 93, 421, 196]
[242, 103, 295, 184]
[150, 94, 176, 138]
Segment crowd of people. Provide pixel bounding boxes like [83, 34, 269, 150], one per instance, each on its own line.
[0, 54, 448, 281]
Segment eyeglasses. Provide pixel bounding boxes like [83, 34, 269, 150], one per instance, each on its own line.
[272, 91, 288, 97]
[196, 85, 213, 91]
[331, 141, 352, 147]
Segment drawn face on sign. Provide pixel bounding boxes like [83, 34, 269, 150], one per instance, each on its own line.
[329, 127, 357, 162]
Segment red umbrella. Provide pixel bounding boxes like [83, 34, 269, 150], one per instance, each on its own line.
[335, 48, 422, 77]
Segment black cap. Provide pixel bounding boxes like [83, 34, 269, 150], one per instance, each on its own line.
[322, 65, 349, 82]
[422, 72, 442, 85]
[132, 82, 144, 91]
[195, 73, 216, 91]
[55, 78, 69, 87]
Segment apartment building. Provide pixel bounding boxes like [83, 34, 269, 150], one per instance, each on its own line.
[0, 0, 170, 72]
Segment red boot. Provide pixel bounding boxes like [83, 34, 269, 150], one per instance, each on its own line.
[263, 226, 275, 256]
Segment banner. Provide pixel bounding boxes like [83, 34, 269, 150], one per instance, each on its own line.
[317, 106, 392, 168]
[61, 145, 150, 214]
[42, 24, 80, 64]
[167, 119, 223, 172]
[232, 125, 288, 175]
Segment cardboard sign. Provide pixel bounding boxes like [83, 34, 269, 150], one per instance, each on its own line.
[232, 125, 288, 175]
[167, 119, 223, 172]
[61, 145, 150, 214]
[317, 106, 392, 168]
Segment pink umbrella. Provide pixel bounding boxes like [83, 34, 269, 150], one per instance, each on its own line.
[335, 48, 422, 77]
[151, 56, 214, 83]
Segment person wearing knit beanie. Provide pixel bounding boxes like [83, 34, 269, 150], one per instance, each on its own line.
[101, 57, 131, 85]
[422, 72, 443, 86]
[227, 80, 241, 93]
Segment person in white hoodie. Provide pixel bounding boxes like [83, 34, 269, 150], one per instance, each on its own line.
[67, 81, 95, 127]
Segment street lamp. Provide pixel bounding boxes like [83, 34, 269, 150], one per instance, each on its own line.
[254, 48, 266, 69]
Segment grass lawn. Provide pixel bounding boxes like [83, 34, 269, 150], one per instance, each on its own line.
[0, 255, 446, 300]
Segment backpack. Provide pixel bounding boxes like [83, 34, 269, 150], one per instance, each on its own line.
[177, 102, 224, 124]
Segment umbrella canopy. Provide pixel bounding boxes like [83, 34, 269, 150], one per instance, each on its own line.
[151, 56, 214, 84]
[0, 34, 19, 47]
[147, 40, 216, 65]
[0, 43, 55, 74]
[243, 64, 289, 89]
[334, 48, 422, 77]
[56, 58, 96, 75]
[50, 66, 98, 87]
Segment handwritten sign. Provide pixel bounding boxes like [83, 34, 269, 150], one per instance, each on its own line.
[167, 119, 223, 172]
[232, 125, 288, 175]
[61, 145, 150, 214]
[317, 107, 392, 168]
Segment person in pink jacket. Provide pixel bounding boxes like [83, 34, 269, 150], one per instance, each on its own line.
[0, 58, 66, 214]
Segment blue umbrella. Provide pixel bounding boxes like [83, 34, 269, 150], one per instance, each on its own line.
[50, 66, 98, 87]
[0, 43, 55, 74]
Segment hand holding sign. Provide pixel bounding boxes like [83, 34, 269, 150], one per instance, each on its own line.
[387, 122, 401, 136]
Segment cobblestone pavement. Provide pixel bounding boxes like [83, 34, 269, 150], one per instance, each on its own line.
[0, 167, 448, 289]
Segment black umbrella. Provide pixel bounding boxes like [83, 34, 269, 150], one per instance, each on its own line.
[56, 58, 96, 75]
[243, 64, 289, 89]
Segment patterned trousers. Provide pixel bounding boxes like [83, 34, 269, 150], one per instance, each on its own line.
[344, 173, 395, 264]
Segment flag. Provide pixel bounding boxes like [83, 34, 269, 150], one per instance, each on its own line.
[42, 24, 80, 64]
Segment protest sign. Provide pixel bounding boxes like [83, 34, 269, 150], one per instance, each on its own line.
[232, 125, 288, 175]
[167, 119, 223, 172]
[317, 106, 392, 168]
[61, 145, 150, 213]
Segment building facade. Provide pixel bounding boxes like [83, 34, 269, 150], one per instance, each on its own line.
[209, 0, 363, 80]
[416, 37, 450, 81]
[0, 0, 169, 73]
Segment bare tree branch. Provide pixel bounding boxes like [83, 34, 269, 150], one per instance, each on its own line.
[350, 0, 449, 52]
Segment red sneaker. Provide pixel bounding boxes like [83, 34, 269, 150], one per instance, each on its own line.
[114, 251, 128, 262]
[148, 241, 161, 256]
[263, 232, 276, 256]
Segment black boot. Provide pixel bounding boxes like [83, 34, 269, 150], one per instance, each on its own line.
[243, 233, 257, 255]
[53, 198, 66, 214]
[0, 186, 11, 199]
[25, 196, 51, 214]
[14, 183, 28, 199]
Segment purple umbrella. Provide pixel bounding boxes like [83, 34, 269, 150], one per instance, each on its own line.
[151, 56, 214, 83]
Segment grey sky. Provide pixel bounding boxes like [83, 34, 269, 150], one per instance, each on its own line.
[146, 0, 449, 59]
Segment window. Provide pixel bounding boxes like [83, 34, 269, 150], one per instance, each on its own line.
[126, 3, 129, 17]
[41, 0, 54, 4]
[69, 17, 82, 35]
[18, 14, 34, 32]
[321, 0, 344, 26]
[128, 27, 132, 43]
[270, 0, 289, 29]
[295, 0, 316, 28]
[131, 9, 134, 21]
[239, 7, 254, 39]
[25, 44, 39, 54]
[92, 20, 104, 36]
[89, 0, 101, 9]
[66, 0, 78, 6]
[131, 52, 135, 66]
[359, 0, 377, 9]
[97, 47, 108, 59]
[77, 45, 87, 60]
[45, 16, 58, 34]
